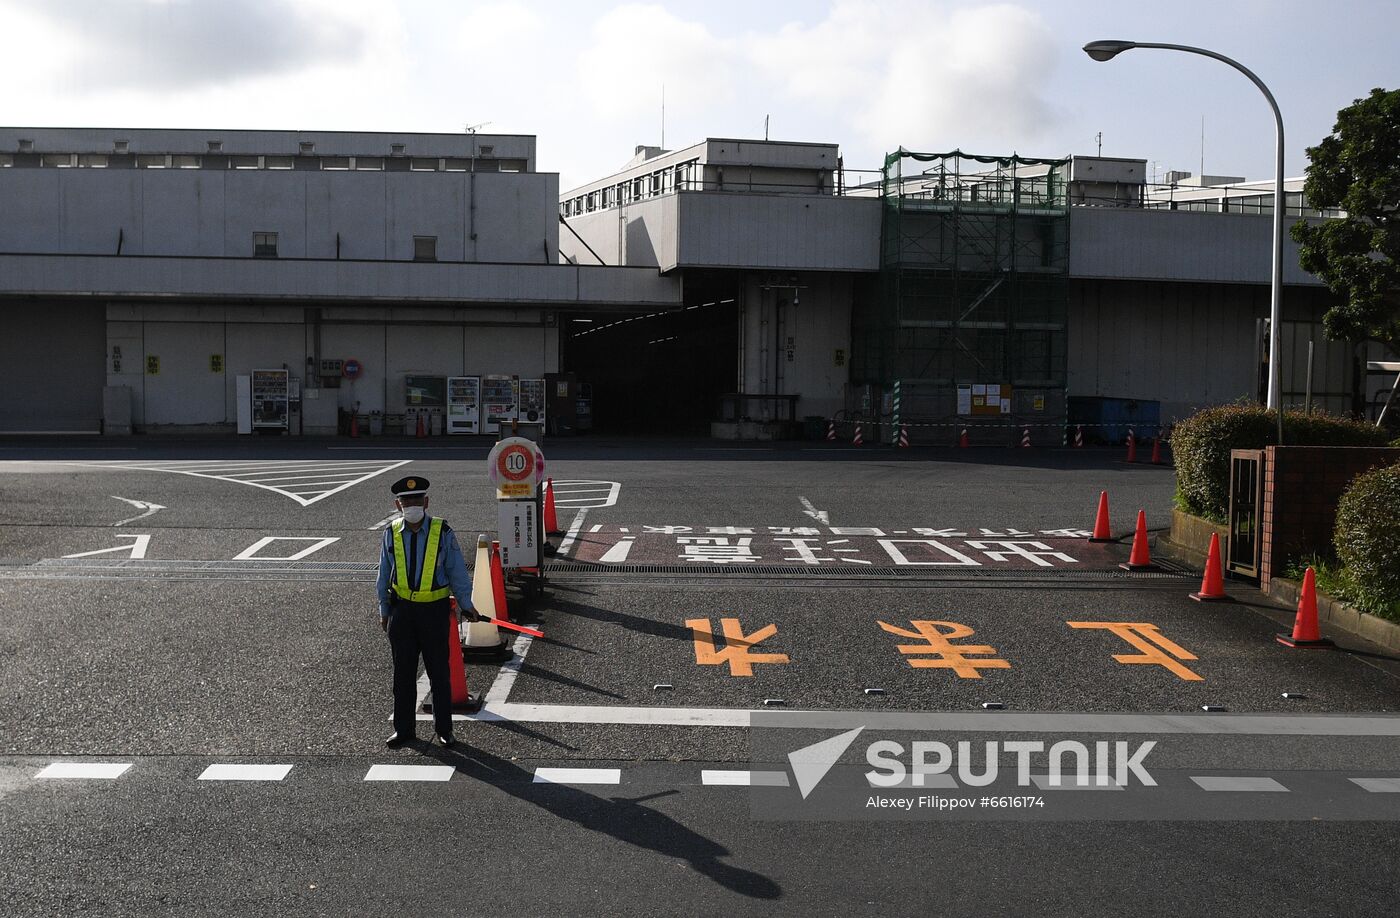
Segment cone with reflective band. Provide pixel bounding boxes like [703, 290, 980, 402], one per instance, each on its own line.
[1119, 510, 1157, 571]
[826, 420, 836, 441]
[1189, 533, 1229, 601]
[463, 534, 509, 659]
[853, 423, 863, 446]
[898, 424, 909, 448]
[959, 428, 970, 448]
[1090, 491, 1112, 542]
[1125, 429, 1136, 463]
[543, 477, 562, 536]
[1151, 437, 1164, 465]
[1074, 425, 1084, 448]
[1277, 568, 1334, 648]
[1020, 427, 1031, 448]
[490, 539, 511, 623]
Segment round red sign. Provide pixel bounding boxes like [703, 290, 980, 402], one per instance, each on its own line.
[495, 443, 534, 482]
[343, 358, 363, 380]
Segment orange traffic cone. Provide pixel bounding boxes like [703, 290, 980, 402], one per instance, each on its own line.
[415, 412, 426, 439]
[1119, 510, 1156, 571]
[1190, 533, 1230, 601]
[463, 534, 509, 661]
[1277, 568, 1334, 648]
[959, 428, 970, 448]
[490, 540, 511, 624]
[1125, 430, 1137, 463]
[445, 598, 477, 711]
[544, 478, 562, 536]
[1151, 437, 1164, 465]
[1090, 491, 1112, 542]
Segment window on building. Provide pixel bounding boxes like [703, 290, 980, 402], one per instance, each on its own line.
[444, 158, 470, 171]
[78, 154, 108, 168]
[265, 156, 294, 170]
[41, 153, 75, 167]
[354, 157, 384, 171]
[321, 156, 350, 170]
[411, 157, 438, 171]
[172, 154, 200, 169]
[0, 154, 13, 168]
[253, 232, 279, 258]
[137, 154, 167, 168]
[413, 236, 437, 262]
[498, 159, 524, 173]
[232, 155, 260, 170]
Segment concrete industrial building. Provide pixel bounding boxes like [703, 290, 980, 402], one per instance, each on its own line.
[1, 127, 1394, 437]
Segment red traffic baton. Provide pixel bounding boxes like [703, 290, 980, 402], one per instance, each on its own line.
[474, 616, 543, 638]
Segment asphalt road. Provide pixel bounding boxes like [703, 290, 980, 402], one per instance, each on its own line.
[1, 436, 1398, 916]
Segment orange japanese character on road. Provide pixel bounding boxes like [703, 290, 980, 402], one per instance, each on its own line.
[878, 620, 1012, 679]
[1067, 621, 1204, 681]
[686, 617, 790, 677]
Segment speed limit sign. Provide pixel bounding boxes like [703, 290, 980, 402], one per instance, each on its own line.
[486, 436, 545, 499]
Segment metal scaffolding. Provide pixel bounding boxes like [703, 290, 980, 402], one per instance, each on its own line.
[853, 149, 1071, 433]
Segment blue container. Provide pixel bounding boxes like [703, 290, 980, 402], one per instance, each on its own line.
[1067, 396, 1161, 446]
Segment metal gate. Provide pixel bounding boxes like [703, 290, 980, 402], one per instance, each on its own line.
[1227, 449, 1264, 579]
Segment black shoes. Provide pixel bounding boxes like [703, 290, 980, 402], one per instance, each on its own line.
[434, 733, 455, 748]
[385, 732, 411, 748]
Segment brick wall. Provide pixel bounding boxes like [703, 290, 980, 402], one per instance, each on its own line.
[1260, 446, 1400, 590]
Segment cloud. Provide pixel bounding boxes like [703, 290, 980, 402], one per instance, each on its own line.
[748, 1, 1059, 154]
[0, 0, 380, 91]
[576, 4, 741, 121]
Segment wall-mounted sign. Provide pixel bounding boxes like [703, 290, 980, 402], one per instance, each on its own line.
[343, 358, 362, 380]
[146, 356, 160, 375]
[210, 354, 224, 373]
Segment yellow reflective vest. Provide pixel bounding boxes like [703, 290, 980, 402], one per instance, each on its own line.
[390, 517, 451, 603]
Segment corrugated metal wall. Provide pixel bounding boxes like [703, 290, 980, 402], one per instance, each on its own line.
[0, 302, 105, 432]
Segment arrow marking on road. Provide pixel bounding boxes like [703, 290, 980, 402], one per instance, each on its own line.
[111, 496, 166, 527]
[799, 497, 830, 525]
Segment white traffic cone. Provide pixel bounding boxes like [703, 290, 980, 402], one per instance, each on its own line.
[463, 533, 509, 660]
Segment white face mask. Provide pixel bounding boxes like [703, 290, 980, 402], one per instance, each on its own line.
[400, 505, 426, 524]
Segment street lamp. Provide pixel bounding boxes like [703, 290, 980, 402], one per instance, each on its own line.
[1083, 40, 1286, 444]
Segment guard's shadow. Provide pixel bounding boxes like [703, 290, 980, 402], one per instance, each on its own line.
[423, 743, 781, 900]
[547, 597, 694, 643]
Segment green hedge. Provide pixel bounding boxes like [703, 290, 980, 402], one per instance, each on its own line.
[1172, 405, 1390, 522]
[1334, 461, 1400, 618]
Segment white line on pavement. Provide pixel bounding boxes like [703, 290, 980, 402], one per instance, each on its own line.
[198, 764, 293, 782]
[557, 508, 588, 556]
[532, 768, 622, 785]
[1030, 774, 1124, 791]
[1190, 776, 1290, 792]
[364, 765, 455, 782]
[36, 762, 131, 779]
[1350, 778, 1400, 793]
[799, 496, 830, 525]
[701, 770, 790, 787]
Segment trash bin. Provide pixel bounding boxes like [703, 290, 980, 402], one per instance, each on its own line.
[369, 412, 384, 436]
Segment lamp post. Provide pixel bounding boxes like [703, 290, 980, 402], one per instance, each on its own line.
[1084, 40, 1286, 445]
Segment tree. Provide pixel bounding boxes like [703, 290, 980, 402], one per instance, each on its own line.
[1292, 88, 1400, 356]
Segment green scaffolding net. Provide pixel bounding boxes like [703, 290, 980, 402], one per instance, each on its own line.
[853, 149, 1071, 434]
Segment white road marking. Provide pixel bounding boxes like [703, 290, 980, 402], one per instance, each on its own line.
[557, 508, 588, 557]
[599, 537, 636, 563]
[532, 768, 621, 785]
[550, 480, 621, 508]
[110, 496, 166, 527]
[369, 514, 400, 531]
[62, 534, 151, 559]
[1191, 776, 1289, 792]
[65, 459, 411, 506]
[1030, 774, 1124, 791]
[364, 765, 455, 782]
[799, 496, 830, 525]
[588, 525, 603, 533]
[233, 537, 341, 561]
[869, 772, 960, 789]
[701, 770, 790, 787]
[1350, 778, 1400, 793]
[36, 762, 131, 779]
[198, 764, 293, 782]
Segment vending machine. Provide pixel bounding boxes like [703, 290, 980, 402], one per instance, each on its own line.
[481, 375, 519, 435]
[446, 376, 482, 434]
[251, 369, 290, 432]
[519, 378, 547, 426]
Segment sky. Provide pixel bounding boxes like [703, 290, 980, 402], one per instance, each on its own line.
[2, 0, 1396, 191]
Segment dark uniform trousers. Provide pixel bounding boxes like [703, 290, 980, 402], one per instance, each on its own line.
[387, 596, 453, 737]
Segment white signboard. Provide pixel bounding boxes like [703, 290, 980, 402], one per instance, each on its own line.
[498, 498, 539, 569]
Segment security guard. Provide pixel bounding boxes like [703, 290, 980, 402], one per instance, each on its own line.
[376, 476, 479, 748]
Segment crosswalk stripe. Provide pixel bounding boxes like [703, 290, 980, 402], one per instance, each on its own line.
[36, 762, 132, 779]
[364, 765, 455, 782]
[532, 768, 622, 785]
[198, 764, 293, 782]
[1350, 777, 1400, 793]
